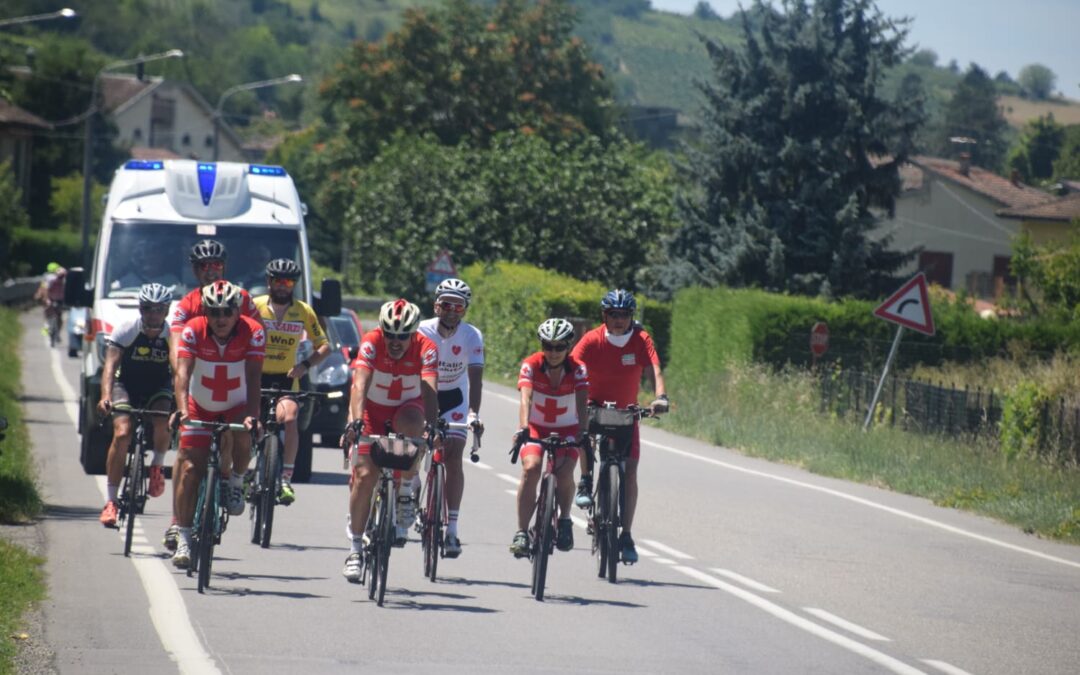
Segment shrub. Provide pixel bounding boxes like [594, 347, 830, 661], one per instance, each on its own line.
[1000, 381, 1051, 459]
[9, 228, 84, 278]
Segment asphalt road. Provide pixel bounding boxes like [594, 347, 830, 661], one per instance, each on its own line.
[19, 311, 1080, 674]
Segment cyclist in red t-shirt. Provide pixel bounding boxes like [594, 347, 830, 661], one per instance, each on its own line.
[570, 289, 668, 563]
[509, 318, 589, 558]
[341, 300, 441, 582]
[167, 280, 264, 569]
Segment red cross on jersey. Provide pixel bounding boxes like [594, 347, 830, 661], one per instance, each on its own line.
[178, 315, 265, 417]
[352, 328, 438, 414]
[201, 364, 241, 402]
[518, 351, 588, 434]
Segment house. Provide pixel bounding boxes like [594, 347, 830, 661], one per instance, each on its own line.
[99, 73, 245, 161]
[998, 191, 1080, 243]
[0, 99, 51, 204]
[878, 154, 1057, 299]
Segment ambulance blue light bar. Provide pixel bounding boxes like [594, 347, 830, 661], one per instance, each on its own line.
[124, 160, 164, 170]
[249, 164, 287, 177]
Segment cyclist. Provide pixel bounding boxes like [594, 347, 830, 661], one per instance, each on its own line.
[509, 318, 589, 558]
[34, 261, 66, 337]
[570, 289, 668, 564]
[253, 258, 331, 504]
[164, 239, 260, 552]
[96, 283, 174, 527]
[168, 280, 264, 568]
[417, 278, 484, 558]
[341, 299, 440, 582]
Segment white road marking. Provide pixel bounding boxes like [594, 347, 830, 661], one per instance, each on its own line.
[471, 461, 493, 470]
[710, 568, 780, 593]
[490, 392, 519, 405]
[570, 514, 589, 529]
[921, 659, 974, 675]
[803, 607, 891, 641]
[496, 472, 519, 485]
[635, 546, 657, 558]
[504, 489, 517, 496]
[50, 349, 221, 675]
[642, 439, 1080, 570]
[652, 557, 676, 565]
[640, 539, 693, 560]
[673, 566, 925, 675]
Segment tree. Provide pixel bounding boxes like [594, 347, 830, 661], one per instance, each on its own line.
[909, 49, 937, 68]
[1052, 124, 1080, 180]
[693, 1, 720, 20]
[1006, 114, 1065, 182]
[1011, 232, 1080, 320]
[1018, 63, 1056, 100]
[658, 0, 924, 299]
[942, 65, 1009, 170]
[0, 161, 30, 278]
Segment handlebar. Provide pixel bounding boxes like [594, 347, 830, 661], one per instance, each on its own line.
[587, 402, 659, 420]
[184, 419, 249, 433]
[509, 432, 577, 465]
[97, 406, 171, 428]
[444, 421, 482, 463]
[341, 425, 427, 470]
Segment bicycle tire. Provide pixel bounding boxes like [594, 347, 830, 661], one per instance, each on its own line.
[424, 463, 444, 582]
[250, 437, 265, 544]
[49, 312, 61, 347]
[366, 492, 381, 601]
[605, 462, 620, 583]
[123, 437, 144, 557]
[197, 468, 217, 593]
[533, 474, 555, 601]
[593, 461, 607, 579]
[377, 485, 393, 607]
[260, 434, 281, 549]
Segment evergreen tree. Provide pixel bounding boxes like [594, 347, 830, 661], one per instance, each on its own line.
[941, 65, 1009, 170]
[659, 0, 923, 299]
[1052, 125, 1080, 180]
[1006, 114, 1065, 182]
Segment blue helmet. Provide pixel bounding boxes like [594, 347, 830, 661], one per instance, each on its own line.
[601, 289, 636, 312]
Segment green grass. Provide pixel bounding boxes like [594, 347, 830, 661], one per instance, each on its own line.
[664, 363, 1080, 544]
[0, 540, 45, 675]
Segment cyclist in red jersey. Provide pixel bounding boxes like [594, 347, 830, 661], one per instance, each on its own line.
[509, 318, 589, 558]
[163, 239, 260, 552]
[341, 300, 441, 582]
[570, 289, 668, 563]
[167, 281, 264, 569]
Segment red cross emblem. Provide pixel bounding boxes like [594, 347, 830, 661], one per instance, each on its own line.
[375, 377, 412, 401]
[201, 364, 241, 402]
[535, 396, 567, 424]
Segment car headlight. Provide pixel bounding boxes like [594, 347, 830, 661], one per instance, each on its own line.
[314, 362, 350, 388]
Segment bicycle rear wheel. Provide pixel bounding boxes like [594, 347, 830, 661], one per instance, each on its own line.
[532, 474, 555, 601]
[197, 469, 218, 593]
[259, 434, 281, 548]
[605, 463, 620, 583]
[49, 312, 61, 347]
[123, 445, 144, 557]
[593, 465, 607, 578]
[423, 463, 444, 582]
[377, 486, 393, 606]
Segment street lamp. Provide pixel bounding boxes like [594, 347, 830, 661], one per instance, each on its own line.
[213, 74, 303, 161]
[80, 49, 184, 270]
[0, 8, 76, 28]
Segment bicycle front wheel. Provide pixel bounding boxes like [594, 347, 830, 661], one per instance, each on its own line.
[593, 465, 607, 578]
[259, 434, 281, 549]
[196, 468, 218, 593]
[423, 463, 444, 582]
[365, 495, 379, 601]
[532, 473, 555, 601]
[605, 463, 620, 583]
[377, 486, 393, 606]
[250, 439, 266, 544]
[123, 446, 144, 557]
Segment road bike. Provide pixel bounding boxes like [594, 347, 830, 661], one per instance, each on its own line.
[186, 419, 250, 594]
[344, 424, 427, 607]
[108, 407, 170, 556]
[585, 403, 655, 583]
[46, 300, 63, 348]
[249, 388, 328, 549]
[418, 420, 481, 582]
[510, 432, 578, 602]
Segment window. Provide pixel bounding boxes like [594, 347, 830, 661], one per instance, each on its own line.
[918, 251, 953, 288]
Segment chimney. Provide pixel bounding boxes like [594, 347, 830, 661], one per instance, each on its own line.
[136, 61, 145, 81]
[958, 152, 971, 177]
[1010, 169, 1022, 187]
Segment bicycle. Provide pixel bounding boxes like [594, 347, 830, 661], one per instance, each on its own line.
[344, 423, 428, 607]
[418, 420, 481, 582]
[249, 388, 329, 549]
[510, 432, 578, 602]
[585, 403, 655, 583]
[185, 418, 251, 594]
[47, 300, 63, 348]
[105, 407, 170, 556]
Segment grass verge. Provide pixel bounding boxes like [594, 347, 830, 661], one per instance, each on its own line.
[664, 363, 1080, 544]
[0, 307, 46, 674]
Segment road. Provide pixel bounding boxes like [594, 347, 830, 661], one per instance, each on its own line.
[18, 311, 1080, 674]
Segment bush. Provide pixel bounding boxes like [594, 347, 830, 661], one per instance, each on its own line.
[9, 228, 84, 278]
[461, 261, 670, 379]
[1000, 381, 1051, 459]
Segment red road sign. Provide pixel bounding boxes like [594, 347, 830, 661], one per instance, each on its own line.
[873, 272, 935, 335]
[810, 322, 829, 357]
[426, 249, 457, 275]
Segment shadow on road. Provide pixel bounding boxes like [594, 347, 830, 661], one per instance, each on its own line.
[271, 542, 344, 553]
[18, 394, 70, 405]
[198, 585, 329, 600]
[614, 577, 713, 591]
[437, 575, 530, 590]
[216, 570, 326, 583]
[383, 599, 499, 613]
[385, 586, 474, 601]
[307, 471, 349, 486]
[43, 503, 100, 521]
[541, 594, 646, 608]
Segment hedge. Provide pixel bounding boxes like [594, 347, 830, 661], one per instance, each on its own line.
[461, 261, 671, 379]
[8, 227, 84, 278]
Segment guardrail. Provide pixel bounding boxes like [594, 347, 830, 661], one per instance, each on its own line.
[0, 277, 42, 306]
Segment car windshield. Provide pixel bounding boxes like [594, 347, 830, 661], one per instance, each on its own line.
[329, 315, 361, 348]
[102, 222, 305, 300]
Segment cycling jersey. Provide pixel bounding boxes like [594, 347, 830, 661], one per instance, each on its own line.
[106, 316, 171, 394]
[168, 284, 259, 334]
[418, 318, 484, 432]
[350, 329, 438, 448]
[518, 352, 589, 437]
[571, 324, 660, 408]
[253, 295, 329, 377]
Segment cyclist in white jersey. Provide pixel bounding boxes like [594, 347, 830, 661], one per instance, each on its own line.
[417, 278, 484, 557]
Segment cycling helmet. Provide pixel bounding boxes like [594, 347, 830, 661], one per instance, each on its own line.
[46, 261, 61, 274]
[265, 258, 302, 279]
[138, 283, 173, 306]
[537, 318, 574, 343]
[600, 289, 637, 312]
[379, 299, 421, 334]
[189, 239, 227, 263]
[434, 278, 472, 306]
[200, 279, 242, 309]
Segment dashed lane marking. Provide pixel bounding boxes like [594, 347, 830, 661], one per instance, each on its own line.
[803, 607, 891, 642]
[710, 568, 780, 594]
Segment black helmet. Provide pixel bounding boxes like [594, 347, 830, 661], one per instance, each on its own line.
[266, 258, 302, 280]
[189, 239, 227, 263]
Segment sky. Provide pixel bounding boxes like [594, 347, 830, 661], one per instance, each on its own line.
[649, 0, 1080, 101]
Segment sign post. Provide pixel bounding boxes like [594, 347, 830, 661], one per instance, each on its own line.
[863, 273, 935, 431]
[810, 321, 829, 368]
[424, 249, 457, 293]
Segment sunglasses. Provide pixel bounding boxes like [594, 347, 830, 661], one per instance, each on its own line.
[270, 277, 297, 288]
[605, 310, 632, 319]
[139, 304, 168, 314]
[438, 301, 466, 313]
[384, 331, 413, 341]
[207, 307, 236, 318]
[541, 342, 569, 352]
[197, 261, 224, 271]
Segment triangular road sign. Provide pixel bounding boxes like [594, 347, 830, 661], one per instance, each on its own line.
[426, 250, 457, 275]
[873, 272, 935, 335]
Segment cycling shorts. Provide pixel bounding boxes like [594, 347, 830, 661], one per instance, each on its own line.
[111, 380, 173, 412]
[437, 387, 468, 440]
[352, 397, 426, 460]
[521, 425, 580, 463]
[179, 405, 248, 452]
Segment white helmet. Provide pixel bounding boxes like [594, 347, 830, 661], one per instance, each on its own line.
[138, 283, 173, 306]
[537, 318, 574, 343]
[379, 299, 421, 335]
[434, 278, 471, 306]
[200, 280, 242, 309]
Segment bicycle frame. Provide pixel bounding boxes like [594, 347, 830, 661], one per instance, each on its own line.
[186, 419, 247, 593]
[115, 408, 169, 557]
[419, 421, 480, 581]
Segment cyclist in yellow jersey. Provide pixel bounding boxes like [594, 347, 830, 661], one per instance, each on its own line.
[253, 259, 330, 503]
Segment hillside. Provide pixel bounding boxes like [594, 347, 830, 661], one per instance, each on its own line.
[999, 95, 1080, 128]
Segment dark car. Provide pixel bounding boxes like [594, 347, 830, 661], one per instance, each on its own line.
[307, 311, 358, 447]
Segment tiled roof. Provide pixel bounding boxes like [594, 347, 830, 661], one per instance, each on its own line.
[998, 192, 1080, 222]
[0, 99, 51, 129]
[129, 145, 183, 160]
[99, 74, 158, 113]
[910, 155, 1054, 209]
